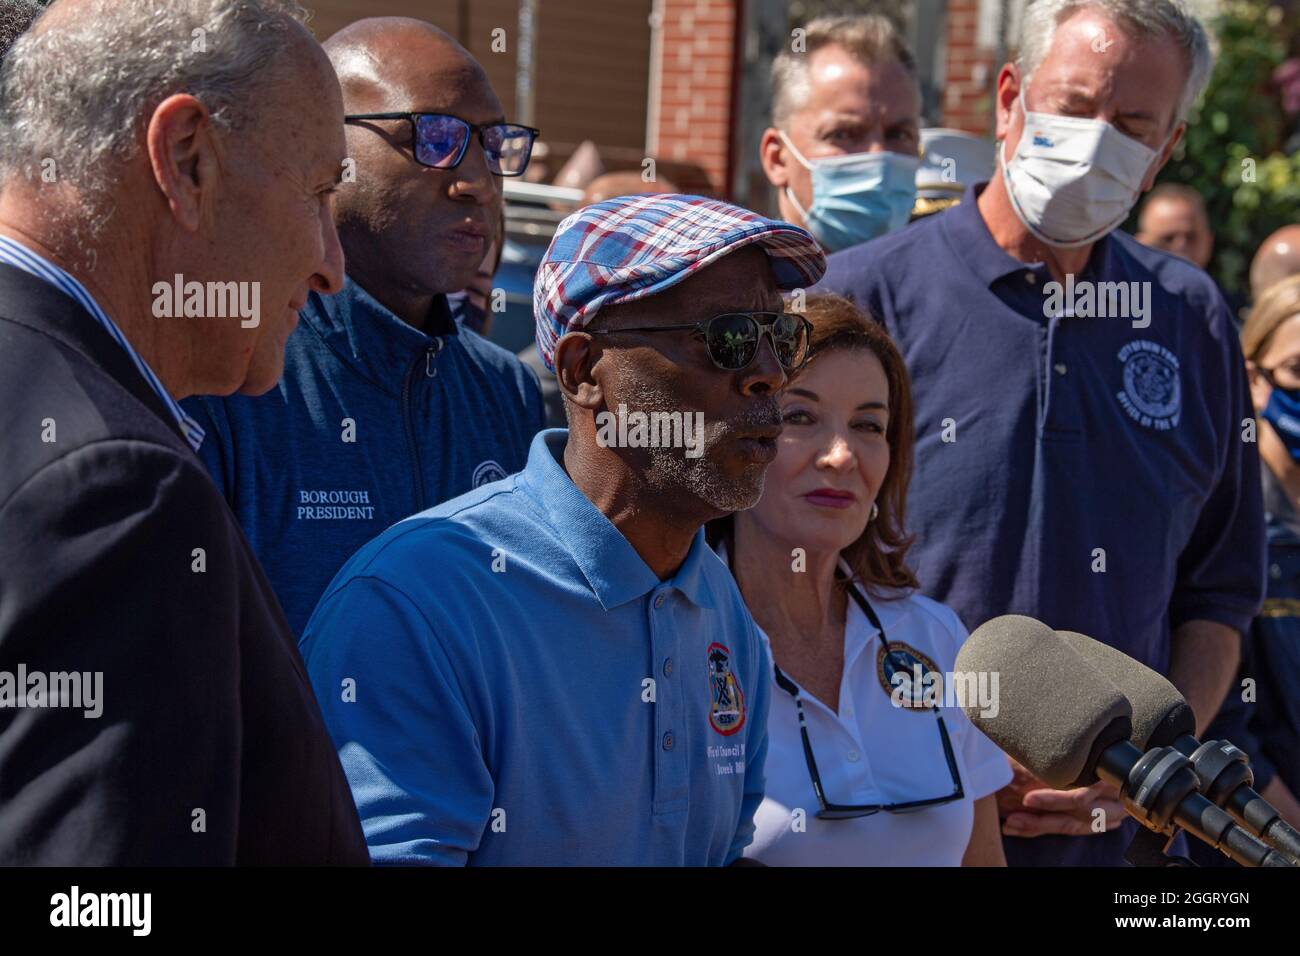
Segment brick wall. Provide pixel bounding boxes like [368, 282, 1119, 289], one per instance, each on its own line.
[651, 0, 740, 195]
[942, 0, 997, 136]
[306, 0, 653, 154]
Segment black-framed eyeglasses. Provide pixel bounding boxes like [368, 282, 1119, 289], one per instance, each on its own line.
[774, 580, 964, 820]
[586, 311, 813, 372]
[344, 112, 540, 177]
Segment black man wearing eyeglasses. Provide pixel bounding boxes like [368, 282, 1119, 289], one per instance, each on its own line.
[181, 18, 547, 638]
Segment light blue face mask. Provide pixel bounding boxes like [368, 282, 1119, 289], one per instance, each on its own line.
[780, 132, 919, 253]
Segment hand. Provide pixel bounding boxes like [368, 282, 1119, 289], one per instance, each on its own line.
[994, 756, 1042, 818]
[997, 757, 1124, 838]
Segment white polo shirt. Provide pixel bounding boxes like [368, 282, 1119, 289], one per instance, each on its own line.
[742, 584, 1012, 866]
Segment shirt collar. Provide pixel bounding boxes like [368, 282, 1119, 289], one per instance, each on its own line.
[0, 235, 205, 451]
[741, 563, 911, 699]
[840, 567, 916, 656]
[517, 429, 716, 610]
[942, 181, 1119, 289]
[712, 542, 906, 665]
[299, 276, 458, 394]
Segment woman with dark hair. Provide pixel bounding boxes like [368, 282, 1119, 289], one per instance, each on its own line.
[710, 293, 1009, 865]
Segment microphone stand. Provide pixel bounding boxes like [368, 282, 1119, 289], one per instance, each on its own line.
[1172, 736, 1300, 865]
[1095, 743, 1295, 868]
[1124, 826, 1195, 867]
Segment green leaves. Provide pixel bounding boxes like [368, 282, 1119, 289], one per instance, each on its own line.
[1148, 0, 1300, 295]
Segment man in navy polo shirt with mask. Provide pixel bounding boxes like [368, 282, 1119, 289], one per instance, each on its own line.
[818, 0, 1265, 866]
[183, 19, 545, 636]
[301, 193, 826, 864]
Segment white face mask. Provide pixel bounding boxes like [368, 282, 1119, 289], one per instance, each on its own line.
[1001, 84, 1165, 248]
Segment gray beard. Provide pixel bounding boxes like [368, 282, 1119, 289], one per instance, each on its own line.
[617, 377, 777, 514]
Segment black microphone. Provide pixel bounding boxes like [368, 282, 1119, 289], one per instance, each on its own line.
[956, 616, 1295, 868]
[1057, 629, 1300, 865]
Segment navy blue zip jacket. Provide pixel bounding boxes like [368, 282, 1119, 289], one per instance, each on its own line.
[183, 278, 545, 637]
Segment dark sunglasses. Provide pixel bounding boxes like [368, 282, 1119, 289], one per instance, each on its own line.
[774, 579, 964, 820]
[587, 311, 813, 372]
[344, 112, 539, 177]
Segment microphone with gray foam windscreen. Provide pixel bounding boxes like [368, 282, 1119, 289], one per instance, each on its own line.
[953, 615, 1133, 788]
[956, 615, 1295, 867]
[1057, 629, 1300, 865]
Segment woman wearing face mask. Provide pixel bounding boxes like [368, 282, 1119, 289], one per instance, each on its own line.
[708, 294, 1011, 865]
[1206, 275, 1300, 836]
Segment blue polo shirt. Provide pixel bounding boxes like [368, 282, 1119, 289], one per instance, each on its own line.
[299, 429, 770, 866]
[183, 278, 545, 637]
[817, 183, 1265, 866]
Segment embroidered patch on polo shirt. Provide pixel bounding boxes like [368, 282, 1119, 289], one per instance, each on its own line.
[707, 642, 746, 736]
[876, 641, 942, 710]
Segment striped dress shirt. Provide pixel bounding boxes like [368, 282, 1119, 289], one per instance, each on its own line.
[0, 235, 204, 451]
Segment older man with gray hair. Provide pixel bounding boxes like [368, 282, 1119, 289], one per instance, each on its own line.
[819, 0, 1265, 866]
[0, 0, 366, 863]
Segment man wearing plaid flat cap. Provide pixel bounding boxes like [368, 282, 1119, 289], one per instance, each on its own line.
[300, 194, 825, 865]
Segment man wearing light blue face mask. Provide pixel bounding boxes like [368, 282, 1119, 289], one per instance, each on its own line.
[759, 14, 922, 253]
[818, 0, 1265, 868]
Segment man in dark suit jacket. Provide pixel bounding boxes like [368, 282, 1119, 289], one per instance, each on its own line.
[0, 0, 366, 864]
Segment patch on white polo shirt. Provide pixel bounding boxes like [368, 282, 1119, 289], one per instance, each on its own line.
[472, 460, 508, 487]
[877, 641, 941, 709]
[707, 642, 746, 736]
[1117, 340, 1181, 431]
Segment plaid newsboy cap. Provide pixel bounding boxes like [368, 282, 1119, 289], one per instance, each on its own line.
[533, 193, 826, 371]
